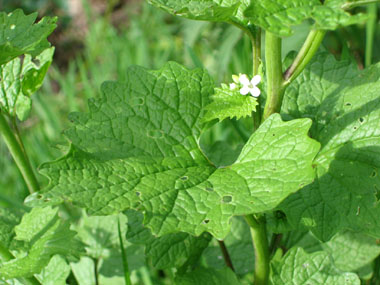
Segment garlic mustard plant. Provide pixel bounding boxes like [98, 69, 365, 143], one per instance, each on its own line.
[1, 1, 380, 284]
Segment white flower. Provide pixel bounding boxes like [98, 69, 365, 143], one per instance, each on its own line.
[239, 74, 261, 97]
[229, 83, 237, 90]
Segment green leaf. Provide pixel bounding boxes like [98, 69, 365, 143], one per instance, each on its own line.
[203, 217, 254, 275]
[36, 255, 71, 285]
[126, 210, 211, 269]
[282, 230, 380, 272]
[0, 9, 56, 66]
[271, 247, 360, 284]
[72, 214, 146, 284]
[0, 47, 54, 120]
[0, 207, 84, 279]
[74, 213, 128, 259]
[323, 231, 380, 272]
[0, 207, 21, 249]
[13, 206, 58, 242]
[70, 257, 96, 285]
[202, 88, 258, 122]
[148, 0, 250, 25]
[279, 52, 380, 241]
[27, 63, 319, 239]
[174, 267, 240, 285]
[244, 0, 369, 37]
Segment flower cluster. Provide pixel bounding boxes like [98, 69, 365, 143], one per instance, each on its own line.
[229, 74, 261, 97]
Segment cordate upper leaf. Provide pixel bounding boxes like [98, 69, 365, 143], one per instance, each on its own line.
[26, 62, 319, 239]
[279, 52, 380, 241]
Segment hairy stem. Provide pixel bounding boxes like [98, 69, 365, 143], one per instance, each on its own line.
[0, 112, 39, 194]
[283, 30, 326, 86]
[0, 242, 41, 285]
[245, 215, 270, 285]
[365, 3, 377, 67]
[262, 32, 284, 121]
[218, 240, 235, 272]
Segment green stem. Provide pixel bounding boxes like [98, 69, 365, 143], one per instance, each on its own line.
[0, 242, 41, 285]
[139, 267, 153, 285]
[247, 25, 262, 131]
[269, 233, 283, 256]
[365, 3, 377, 67]
[283, 29, 326, 86]
[94, 258, 99, 285]
[0, 111, 39, 194]
[118, 218, 132, 285]
[247, 25, 262, 76]
[218, 240, 235, 272]
[262, 32, 284, 121]
[245, 215, 270, 285]
[229, 21, 263, 130]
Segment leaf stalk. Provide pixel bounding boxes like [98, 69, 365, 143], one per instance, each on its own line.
[365, 3, 378, 67]
[0, 111, 39, 194]
[247, 25, 262, 130]
[283, 29, 326, 86]
[218, 240, 235, 272]
[118, 218, 132, 285]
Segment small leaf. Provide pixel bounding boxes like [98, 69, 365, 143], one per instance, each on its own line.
[21, 47, 55, 96]
[271, 247, 360, 284]
[15, 95, 31, 121]
[0, 207, 84, 279]
[36, 255, 71, 285]
[0, 47, 54, 120]
[70, 257, 96, 285]
[0, 9, 56, 65]
[175, 267, 240, 285]
[202, 88, 258, 122]
[0, 207, 22, 249]
[74, 213, 128, 259]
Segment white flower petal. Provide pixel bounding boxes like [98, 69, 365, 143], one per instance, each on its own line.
[250, 75, 261, 86]
[250, 86, 261, 97]
[229, 83, 237, 90]
[240, 86, 250, 95]
[239, 74, 250, 85]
